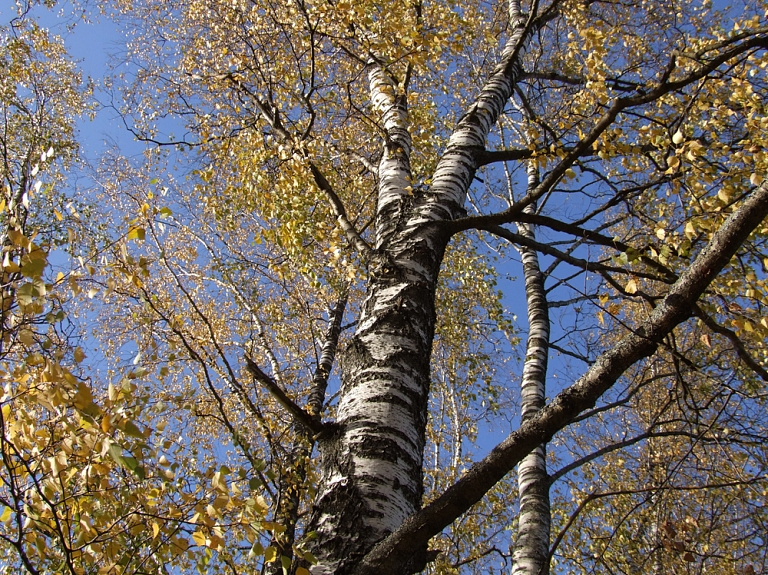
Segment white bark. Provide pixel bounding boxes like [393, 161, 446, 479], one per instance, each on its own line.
[306, 231, 445, 574]
[369, 63, 412, 249]
[404, 16, 532, 230]
[512, 198, 551, 574]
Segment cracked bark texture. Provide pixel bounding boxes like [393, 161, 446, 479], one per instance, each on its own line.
[301, 3, 768, 573]
[306, 16, 535, 575]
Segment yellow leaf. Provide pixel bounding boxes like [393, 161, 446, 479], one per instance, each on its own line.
[54, 209, 64, 221]
[625, 279, 638, 294]
[296, 569, 311, 575]
[127, 227, 145, 241]
[0, 507, 11, 523]
[666, 154, 680, 169]
[26, 353, 45, 366]
[8, 229, 29, 248]
[192, 531, 207, 547]
[74, 347, 86, 363]
[672, 130, 684, 145]
[17, 329, 34, 345]
[152, 522, 160, 538]
[264, 545, 277, 562]
[2, 252, 20, 273]
[261, 521, 286, 533]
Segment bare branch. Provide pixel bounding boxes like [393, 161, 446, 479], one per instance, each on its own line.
[245, 356, 324, 435]
[693, 304, 768, 382]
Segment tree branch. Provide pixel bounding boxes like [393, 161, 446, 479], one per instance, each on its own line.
[307, 291, 348, 417]
[308, 162, 374, 260]
[446, 33, 768, 232]
[475, 148, 533, 166]
[484, 224, 672, 283]
[245, 356, 324, 435]
[693, 304, 768, 382]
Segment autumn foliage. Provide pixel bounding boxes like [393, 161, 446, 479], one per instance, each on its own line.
[2, 0, 768, 574]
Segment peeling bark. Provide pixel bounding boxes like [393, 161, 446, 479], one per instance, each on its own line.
[303, 3, 768, 572]
[306, 230, 446, 574]
[304, 9, 544, 572]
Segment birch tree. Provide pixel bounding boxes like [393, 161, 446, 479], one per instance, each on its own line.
[19, 0, 768, 573]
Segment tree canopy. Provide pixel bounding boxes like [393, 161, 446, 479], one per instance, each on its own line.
[2, 0, 768, 574]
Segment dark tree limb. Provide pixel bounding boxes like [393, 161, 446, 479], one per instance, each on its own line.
[693, 303, 768, 382]
[483, 224, 672, 283]
[245, 356, 325, 435]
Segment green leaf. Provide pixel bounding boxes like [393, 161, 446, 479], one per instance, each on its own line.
[108, 442, 128, 467]
[248, 541, 264, 558]
[16, 281, 46, 306]
[128, 366, 149, 379]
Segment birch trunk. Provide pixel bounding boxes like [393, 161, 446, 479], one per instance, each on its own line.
[512, 198, 551, 574]
[307, 16, 535, 574]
